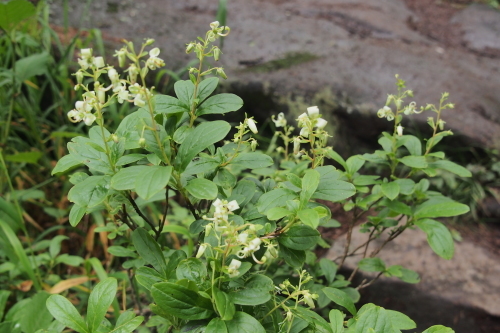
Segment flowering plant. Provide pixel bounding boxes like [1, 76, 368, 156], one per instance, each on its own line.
[46, 22, 468, 333]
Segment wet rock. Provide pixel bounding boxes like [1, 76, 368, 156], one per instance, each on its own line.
[451, 4, 500, 57]
[327, 225, 500, 317]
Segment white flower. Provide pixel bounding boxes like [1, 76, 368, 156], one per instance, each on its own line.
[80, 48, 92, 59]
[75, 100, 92, 113]
[300, 127, 309, 137]
[248, 238, 261, 251]
[210, 21, 220, 30]
[83, 113, 96, 126]
[237, 232, 249, 243]
[146, 48, 165, 70]
[226, 200, 240, 212]
[315, 117, 327, 129]
[228, 259, 242, 270]
[134, 94, 146, 107]
[307, 106, 319, 118]
[272, 112, 287, 127]
[297, 112, 308, 126]
[303, 291, 315, 308]
[114, 85, 130, 104]
[77, 58, 90, 70]
[213, 198, 223, 210]
[93, 56, 105, 68]
[108, 68, 119, 83]
[397, 124, 403, 136]
[247, 118, 258, 134]
[67, 110, 83, 123]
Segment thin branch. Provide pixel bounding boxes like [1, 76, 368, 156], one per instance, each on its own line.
[339, 208, 357, 270]
[126, 192, 158, 237]
[348, 228, 376, 281]
[356, 271, 384, 290]
[156, 187, 170, 240]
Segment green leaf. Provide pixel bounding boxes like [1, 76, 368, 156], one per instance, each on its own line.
[278, 225, 319, 250]
[421, 325, 454, 333]
[399, 135, 421, 156]
[280, 246, 305, 268]
[358, 258, 386, 272]
[132, 228, 168, 277]
[174, 80, 194, 106]
[52, 154, 82, 175]
[206, 318, 228, 333]
[115, 154, 145, 166]
[381, 182, 400, 201]
[225, 312, 266, 333]
[327, 150, 348, 170]
[68, 176, 109, 208]
[329, 309, 344, 333]
[393, 179, 415, 195]
[135, 166, 173, 200]
[49, 235, 68, 258]
[231, 274, 274, 306]
[0, 0, 36, 32]
[414, 197, 469, 219]
[385, 200, 412, 216]
[398, 156, 427, 169]
[87, 278, 117, 332]
[355, 305, 397, 333]
[20, 291, 53, 333]
[386, 310, 416, 330]
[297, 209, 320, 229]
[257, 188, 297, 214]
[426, 131, 453, 151]
[69, 204, 86, 227]
[319, 258, 338, 284]
[155, 95, 189, 115]
[175, 121, 231, 172]
[186, 178, 218, 200]
[415, 219, 454, 259]
[353, 175, 380, 186]
[378, 137, 392, 152]
[5, 151, 43, 164]
[135, 267, 165, 291]
[300, 169, 320, 208]
[428, 160, 472, 177]
[322, 287, 357, 316]
[399, 268, 420, 284]
[0, 219, 38, 289]
[266, 207, 292, 221]
[198, 77, 219, 103]
[312, 166, 356, 202]
[46, 295, 89, 333]
[229, 152, 273, 169]
[213, 287, 235, 321]
[151, 282, 214, 320]
[15, 52, 49, 82]
[107, 246, 136, 257]
[196, 93, 243, 116]
[346, 155, 365, 175]
[0, 290, 10, 321]
[176, 258, 207, 283]
[110, 166, 148, 190]
[217, 168, 237, 189]
[184, 156, 220, 175]
[110, 310, 144, 333]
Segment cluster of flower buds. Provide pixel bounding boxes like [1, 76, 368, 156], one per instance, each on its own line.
[227, 259, 242, 278]
[236, 234, 262, 261]
[203, 198, 240, 232]
[296, 106, 328, 138]
[77, 48, 104, 71]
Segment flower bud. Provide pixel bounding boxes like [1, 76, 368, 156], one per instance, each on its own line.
[145, 38, 155, 46]
[250, 140, 258, 151]
[213, 47, 221, 61]
[217, 68, 227, 79]
[186, 42, 195, 54]
[228, 259, 242, 270]
[139, 137, 146, 147]
[108, 68, 119, 82]
[247, 118, 258, 134]
[75, 71, 83, 85]
[293, 137, 301, 155]
[210, 21, 220, 30]
[93, 56, 105, 68]
[397, 124, 403, 136]
[111, 134, 119, 143]
[438, 119, 446, 130]
[196, 243, 208, 258]
[116, 49, 126, 67]
[83, 113, 96, 126]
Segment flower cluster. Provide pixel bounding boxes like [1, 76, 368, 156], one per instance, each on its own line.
[296, 106, 327, 138]
[67, 40, 165, 127]
[203, 198, 239, 231]
[272, 112, 287, 127]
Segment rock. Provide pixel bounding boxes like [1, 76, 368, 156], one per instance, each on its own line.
[451, 4, 500, 57]
[327, 225, 500, 317]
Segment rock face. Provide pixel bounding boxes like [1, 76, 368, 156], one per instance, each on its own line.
[51, 0, 500, 149]
[327, 225, 500, 319]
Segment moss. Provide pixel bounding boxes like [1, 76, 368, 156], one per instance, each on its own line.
[242, 52, 319, 73]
